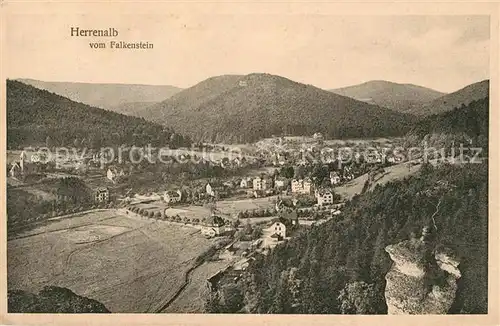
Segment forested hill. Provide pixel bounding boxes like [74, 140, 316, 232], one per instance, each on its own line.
[143, 73, 416, 143]
[17, 78, 182, 114]
[412, 80, 489, 116]
[405, 97, 489, 148]
[6, 80, 191, 149]
[212, 163, 488, 314]
[330, 80, 445, 113]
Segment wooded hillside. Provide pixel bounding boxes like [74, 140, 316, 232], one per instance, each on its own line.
[7, 80, 191, 149]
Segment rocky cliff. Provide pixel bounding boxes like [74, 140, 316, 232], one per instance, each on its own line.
[384, 233, 461, 314]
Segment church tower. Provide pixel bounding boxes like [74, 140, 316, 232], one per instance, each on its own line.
[19, 150, 27, 172]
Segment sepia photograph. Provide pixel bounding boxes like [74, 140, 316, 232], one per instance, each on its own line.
[0, 2, 498, 324]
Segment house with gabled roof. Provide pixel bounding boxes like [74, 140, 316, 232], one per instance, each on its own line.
[94, 187, 109, 203]
[269, 221, 286, 240]
[315, 189, 334, 206]
[202, 215, 226, 237]
[291, 178, 313, 194]
[163, 190, 182, 204]
[330, 171, 341, 185]
[9, 162, 21, 179]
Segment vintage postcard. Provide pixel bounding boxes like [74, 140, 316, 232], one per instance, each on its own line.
[0, 1, 498, 325]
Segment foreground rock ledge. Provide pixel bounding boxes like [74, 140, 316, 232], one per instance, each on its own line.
[384, 238, 461, 314]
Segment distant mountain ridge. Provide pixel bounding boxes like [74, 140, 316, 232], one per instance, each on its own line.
[109, 101, 160, 117]
[330, 80, 446, 113]
[16, 78, 182, 115]
[143, 73, 416, 143]
[413, 80, 489, 116]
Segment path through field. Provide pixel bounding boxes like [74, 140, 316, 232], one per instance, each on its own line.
[160, 260, 232, 313]
[7, 210, 214, 312]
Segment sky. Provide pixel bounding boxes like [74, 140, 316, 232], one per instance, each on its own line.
[5, 13, 490, 93]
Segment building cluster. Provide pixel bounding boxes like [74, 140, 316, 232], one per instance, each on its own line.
[201, 215, 227, 238]
[9, 151, 45, 179]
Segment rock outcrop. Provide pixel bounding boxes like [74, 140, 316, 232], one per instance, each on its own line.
[384, 233, 460, 314]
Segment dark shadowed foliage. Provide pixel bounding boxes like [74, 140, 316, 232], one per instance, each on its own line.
[8, 286, 111, 313]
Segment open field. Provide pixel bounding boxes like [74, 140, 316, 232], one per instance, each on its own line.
[334, 162, 421, 201]
[216, 195, 279, 217]
[164, 205, 212, 220]
[256, 136, 403, 146]
[7, 210, 214, 312]
[369, 162, 422, 190]
[143, 195, 279, 222]
[161, 260, 231, 313]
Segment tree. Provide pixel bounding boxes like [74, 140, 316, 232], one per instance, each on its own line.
[293, 165, 305, 179]
[205, 291, 223, 313]
[45, 135, 53, 149]
[251, 225, 263, 240]
[56, 177, 91, 204]
[337, 281, 379, 314]
[8, 286, 110, 313]
[220, 283, 244, 313]
[311, 163, 329, 186]
[243, 221, 253, 235]
[280, 165, 294, 179]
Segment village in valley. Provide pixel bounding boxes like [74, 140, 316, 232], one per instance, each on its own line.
[5, 11, 491, 315]
[7, 131, 415, 301]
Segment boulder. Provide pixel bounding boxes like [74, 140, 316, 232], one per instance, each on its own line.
[384, 237, 460, 314]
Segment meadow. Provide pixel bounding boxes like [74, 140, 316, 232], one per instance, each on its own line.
[7, 210, 214, 312]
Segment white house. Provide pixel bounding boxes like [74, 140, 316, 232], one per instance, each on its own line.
[313, 132, 324, 141]
[240, 177, 253, 188]
[201, 228, 217, 238]
[253, 176, 273, 191]
[202, 215, 226, 237]
[316, 190, 334, 206]
[94, 187, 109, 203]
[274, 177, 289, 189]
[330, 171, 341, 186]
[30, 153, 42, 163]
[163, 190, 182, 203]
[9, 162, 21, 179]
[107, 168, 117, 182]
[269, 221, 286, 239]
[206, 183, 216, 197]
[233, 157, 243, 167]
[291, 178, 312, 194]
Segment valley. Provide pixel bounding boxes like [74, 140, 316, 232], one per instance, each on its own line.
[5, 75, 490, 315]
